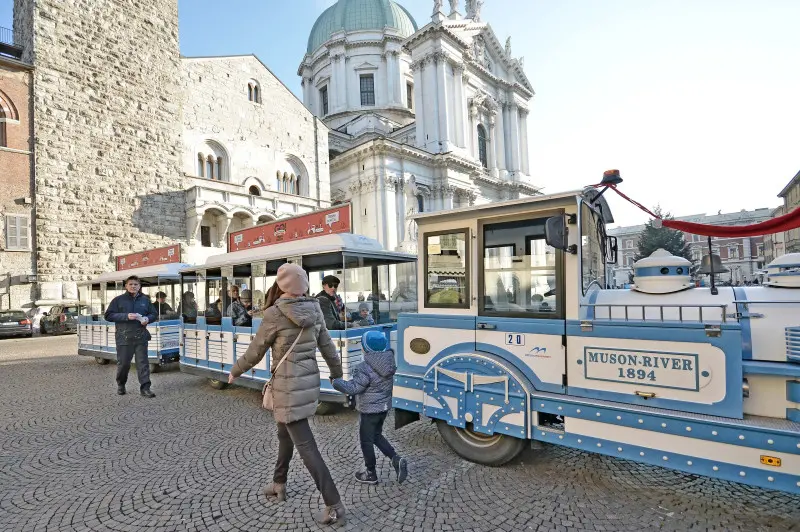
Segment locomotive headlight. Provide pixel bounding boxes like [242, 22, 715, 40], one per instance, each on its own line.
[742, 378, 750, 398]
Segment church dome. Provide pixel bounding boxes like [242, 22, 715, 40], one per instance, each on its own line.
[307, 0, 418, 54]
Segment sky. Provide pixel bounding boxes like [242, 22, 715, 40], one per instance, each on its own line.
[2, 0, 799, 227]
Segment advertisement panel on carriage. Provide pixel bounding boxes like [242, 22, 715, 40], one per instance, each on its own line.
[116, 244, 181, 271]
[227, 205, 352, 252]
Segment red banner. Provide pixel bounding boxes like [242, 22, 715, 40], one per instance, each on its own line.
[116, 244, 181, 271]
[228, 205, 352, 252]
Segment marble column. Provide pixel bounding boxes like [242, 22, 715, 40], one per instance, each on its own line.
[413, 60, 426, 148]
[329, 55, 340, 112]
[423, 57, 439, 150]
[384, 52, 394, 107]
[495, 101, 507, 177]
[520, 109, 530, 176]
[488, 117, 498, 177]
[435, 53, 450, 153]
[508, 103, 521, 173]
[453, 64, 465, 148]
[393, 52, 403, 106]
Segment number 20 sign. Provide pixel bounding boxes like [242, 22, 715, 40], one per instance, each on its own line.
[505, 334, 525, 346]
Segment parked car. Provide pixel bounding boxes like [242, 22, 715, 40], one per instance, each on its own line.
[41, 304, 80, 335]
[0, 310, 33, 338]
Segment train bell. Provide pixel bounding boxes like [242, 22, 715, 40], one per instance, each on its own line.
[697, 254, 729, 275]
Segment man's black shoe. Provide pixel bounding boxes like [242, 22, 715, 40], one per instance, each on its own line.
[140, 389, 156, 398]
[117, 385, 126, 396]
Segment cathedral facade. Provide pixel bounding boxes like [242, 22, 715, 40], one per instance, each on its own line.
[299, 0, 539, 252]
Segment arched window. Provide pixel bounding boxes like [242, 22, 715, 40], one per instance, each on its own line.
[206, 155, 215, 180]
[417, 195, 424, 213]
[248, 185, 261, 196]
[289, 174, 296, 195]
[295, 176, 301, 196]
[283, 172, 289, 193]
[248, 81, 261, 103]
[215, 156, 223, 180]
[197, 153, 204, 177]
[477, 124, 488, 169]
[276, 171, 282, 191]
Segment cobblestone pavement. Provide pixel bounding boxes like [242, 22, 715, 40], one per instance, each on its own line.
[1, 336, 798, 531]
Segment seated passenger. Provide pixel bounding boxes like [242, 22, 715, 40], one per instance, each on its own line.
[179, 291, 198, 319]
[351, 303, 375, 327]
[316, 275, 346, 330]
[154, 291, 174, 318]
[228, 289, 254, 327]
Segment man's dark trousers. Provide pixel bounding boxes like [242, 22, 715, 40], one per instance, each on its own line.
[116, 343, 151, 391]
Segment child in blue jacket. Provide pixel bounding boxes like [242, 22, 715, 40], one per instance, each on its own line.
[331, 331, 408, 484]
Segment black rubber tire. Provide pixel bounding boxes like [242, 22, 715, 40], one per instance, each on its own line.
[95, 357, 110, 365]
[208, 378, 229, 390]
[315, 402, 339, 416]
[436, 420, 526, 466]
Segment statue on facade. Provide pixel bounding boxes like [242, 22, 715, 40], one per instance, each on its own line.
[466, 0, 483, 21]
[433, 0, 444, 13]
[449, 0, 459, 14]
[505, 37, 512, 57]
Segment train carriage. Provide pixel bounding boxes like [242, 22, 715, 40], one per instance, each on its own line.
[392, 186, 800, 494]
[178, 206, 417, 412]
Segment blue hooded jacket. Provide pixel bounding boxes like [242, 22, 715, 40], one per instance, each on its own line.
[332, 348, 397, 414]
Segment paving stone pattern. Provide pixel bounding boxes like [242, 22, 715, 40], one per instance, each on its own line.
[0, 336, 798, 531]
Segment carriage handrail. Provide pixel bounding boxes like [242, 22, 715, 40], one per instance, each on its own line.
[581, 303, 728, 323]
[732, 300, 799, 304]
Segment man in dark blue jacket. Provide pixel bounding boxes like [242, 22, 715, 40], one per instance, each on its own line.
[104, 275, 158, 397]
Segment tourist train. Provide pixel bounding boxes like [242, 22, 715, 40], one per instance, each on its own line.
[76, 187, 800, 493]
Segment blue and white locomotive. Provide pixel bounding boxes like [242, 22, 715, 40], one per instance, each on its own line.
[392, 188, 800, 494]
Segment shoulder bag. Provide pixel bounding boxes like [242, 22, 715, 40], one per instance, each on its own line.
[262, 327, 305, 411]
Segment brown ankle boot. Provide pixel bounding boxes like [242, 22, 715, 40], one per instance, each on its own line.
[262, 483, 286, 502]
[315, 501, 346, 525]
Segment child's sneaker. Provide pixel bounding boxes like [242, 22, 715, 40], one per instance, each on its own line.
[391, 456, 408, 484]
[354, 470, 378, 484]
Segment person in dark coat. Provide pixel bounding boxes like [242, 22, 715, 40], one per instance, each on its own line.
[103, 275, 158, 397]
[315, 275, 346, 330]
[331, 331, 408, 485]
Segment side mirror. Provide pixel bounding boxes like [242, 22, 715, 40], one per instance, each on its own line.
[606, 236, 618, 264]
[545, 216, 577, 254]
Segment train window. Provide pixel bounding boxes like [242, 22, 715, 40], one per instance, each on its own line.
[424, 230, 469, 309]
[481, 218, 560, 317]
[179, 276, 203, 324]
[581, 202, 606, 294]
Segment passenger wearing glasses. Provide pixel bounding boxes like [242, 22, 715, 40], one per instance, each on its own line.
[315, 275, 346, 330]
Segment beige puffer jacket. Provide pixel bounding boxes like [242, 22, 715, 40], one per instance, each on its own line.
[231, 297, 343, 424]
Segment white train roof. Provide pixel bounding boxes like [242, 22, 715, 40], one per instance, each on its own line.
[412, 188, 614, 224]
[184, 233, 415, 272]
[83, 263, 191, 284]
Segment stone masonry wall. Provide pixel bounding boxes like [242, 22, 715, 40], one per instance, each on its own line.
[182, 56, 330, 202]
[14, 0, 186, 282]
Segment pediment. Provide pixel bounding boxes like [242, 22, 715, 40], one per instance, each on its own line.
[354, 61, 379, 71]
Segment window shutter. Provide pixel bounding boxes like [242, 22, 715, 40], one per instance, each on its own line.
[20, 217, 29, 248]
[6, 215, 18, 248]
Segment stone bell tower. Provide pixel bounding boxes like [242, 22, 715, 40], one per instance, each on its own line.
[13, 0, 186, 287]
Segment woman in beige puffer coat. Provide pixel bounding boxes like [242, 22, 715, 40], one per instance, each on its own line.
[229, 263, 345, 526]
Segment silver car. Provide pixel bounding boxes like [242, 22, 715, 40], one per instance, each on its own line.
[0, 310, 33, 338]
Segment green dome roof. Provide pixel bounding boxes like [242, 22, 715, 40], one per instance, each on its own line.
[307, 0, 418, 54]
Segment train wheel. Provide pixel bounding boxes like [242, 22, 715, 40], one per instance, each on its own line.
[95, 357, 110, 365]
[315, 402, 339, 416]
[208, 378, 229, 390]
[436, 420, 526, 466]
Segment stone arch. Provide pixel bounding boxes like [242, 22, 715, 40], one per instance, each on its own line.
[0, 89, 19, 121]
[256, 212, 277, 225]
[275, 154, 310, 196]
